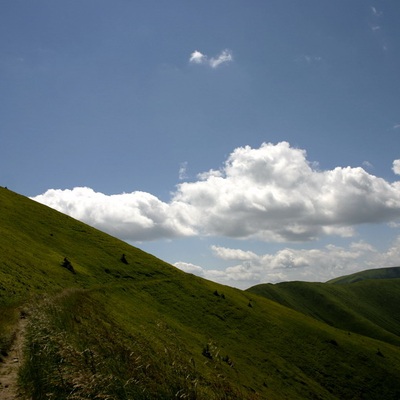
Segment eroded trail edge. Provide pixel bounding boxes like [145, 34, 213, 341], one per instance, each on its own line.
[0, 313, 28, 400]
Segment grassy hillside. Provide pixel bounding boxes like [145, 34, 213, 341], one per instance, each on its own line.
[327, 266, 400, 284]
[2, 187, 400, 399]
[247, 279, 400, 347]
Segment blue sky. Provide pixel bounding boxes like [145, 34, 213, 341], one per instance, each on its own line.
[2, 1, 400, 288]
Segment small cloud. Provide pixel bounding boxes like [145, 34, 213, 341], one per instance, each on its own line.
[393, 124, 400, 130]
[371, 6, 382, 17]
[211, 245, 258, 261]
[393, 160, 400, 175]
[209, 50, 233, 68]
[189, 50, 207, 65]
[189, 49, 233, 68]
[296, 55, 322, 66]
[305, 55, 322, 63]
[369, 6, 386, 48]
[174, 261, 205, 276]
[362, 161, 374, 170]
[179, 162, 188, 180]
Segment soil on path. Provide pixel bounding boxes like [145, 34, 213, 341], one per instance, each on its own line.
[0, 313, 28, 400]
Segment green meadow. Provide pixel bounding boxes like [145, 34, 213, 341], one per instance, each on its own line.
[1, 187, 400, 399]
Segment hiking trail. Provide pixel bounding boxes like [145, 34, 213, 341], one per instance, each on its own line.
[0, 313, 28, 399]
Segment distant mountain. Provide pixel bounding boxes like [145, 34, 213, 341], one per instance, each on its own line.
[1, 186, 400, 399]
[247, 278, 400, 347]
[327, 266, 400, 284]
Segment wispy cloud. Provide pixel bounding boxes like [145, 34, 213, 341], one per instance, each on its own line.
[295, 55, 323, 67]
[178, 162, 188, 180]
[175, 238, 400, 288]
[393, 124, 400, 130]
[371, 6, 383, 17]
[209, 50, 233, 68]
[362, 160, 374, 169]
[189, 49, 233, 68]
[302, 55, 322, 64]
[368, 5, 387, 50]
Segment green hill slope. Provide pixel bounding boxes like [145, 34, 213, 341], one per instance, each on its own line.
[247, 278, 400, 347]
[2, 187, 400, 399]
[327, 266, 400, 284]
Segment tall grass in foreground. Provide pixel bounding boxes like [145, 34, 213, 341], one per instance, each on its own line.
[19, 289, 246, 400]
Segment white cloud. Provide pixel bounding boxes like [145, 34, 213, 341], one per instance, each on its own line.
[173, 261, 205, 276]
[173, 142, 400, 241]
[179, 161, 188, 180]
[393, 124, 400, 130]
[33, 187, 196, 241]
[393, 160, 400, 175]
[189, 49, 233, 68]
[175, 238, 400, 289]
[32, 142, 400, 244]
[209, 49, 233, 68]
[211, 245, 258, 261]
[189, 50, 207, 65]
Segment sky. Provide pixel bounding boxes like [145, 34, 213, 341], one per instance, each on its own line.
[1, 0, 400, 289]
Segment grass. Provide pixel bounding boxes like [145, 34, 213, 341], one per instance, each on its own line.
[19, 287, 258, 399]
[247, 279, 400, 346]
[327, 266, 400, 284]
[2, 187, 400, 399]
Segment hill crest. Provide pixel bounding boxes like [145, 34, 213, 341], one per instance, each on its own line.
[327, 266, 400, 284]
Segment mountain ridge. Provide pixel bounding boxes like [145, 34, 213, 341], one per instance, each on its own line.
[327, 266, 400, 284]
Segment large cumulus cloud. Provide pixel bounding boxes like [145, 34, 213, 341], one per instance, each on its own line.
[173, 142, 400, 241]
[32, 142, 400, 242]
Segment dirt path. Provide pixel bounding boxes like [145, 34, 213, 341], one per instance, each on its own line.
[0, 313, 28, 400]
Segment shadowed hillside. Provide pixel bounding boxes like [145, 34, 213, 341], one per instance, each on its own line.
[1, 187, 400, 399]
[247, 279, 400, 347]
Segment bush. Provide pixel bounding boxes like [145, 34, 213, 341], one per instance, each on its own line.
[61, 258, 75, 274]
